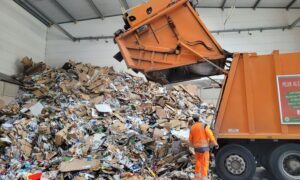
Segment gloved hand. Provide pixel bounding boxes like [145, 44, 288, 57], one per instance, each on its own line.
[215, 144, 219, 149]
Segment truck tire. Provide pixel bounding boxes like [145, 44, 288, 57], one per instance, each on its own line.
[269, 144, 300, 180]
[215, 144, 256, 180]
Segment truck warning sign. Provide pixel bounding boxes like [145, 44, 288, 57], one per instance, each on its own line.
[277, 75, 300, 124]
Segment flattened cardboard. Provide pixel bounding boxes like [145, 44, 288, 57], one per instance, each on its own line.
[111, 121, 127, 133]
[113, 113, 125, 123]
[156, 108, 167, 119]
[19, 139, 32, 157]
[59, 159, 100, 172]
[55, 125, 71, 146]
[140, 124, 149, 134]
[153, 128, 165, 139]
[90, 96, 103, 105]
[183, 84, 199, 96]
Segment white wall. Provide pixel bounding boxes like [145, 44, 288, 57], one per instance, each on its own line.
[0, 0, 47, 75]
[202, 9, 300, 54]
[46, 8, 300, 71]
[45, 16, 134, 73]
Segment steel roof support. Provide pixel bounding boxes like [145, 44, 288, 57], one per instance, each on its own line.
[211, 16, 300, 33]
[22, 0, 76, 41]
[288, 17, 300, 28]
[14, 0, 51, 26]
[87, 0, 104, 20]
[286, 0, 297, 10]
[52, 0, 77, 23]
[196, 6, 300, 9]
[75, 16, 300, 40]
[221, 0, 227, 10]
[76, 35, 114, 41]
[253, 0, 261, 10]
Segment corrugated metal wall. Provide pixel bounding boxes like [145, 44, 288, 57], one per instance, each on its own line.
[0, 0, 47, 75]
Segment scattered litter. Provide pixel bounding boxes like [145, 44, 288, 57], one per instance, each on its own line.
[29, 102, 44, 116]
[95, 104, 112, 113]
[0, 59, 216, 179]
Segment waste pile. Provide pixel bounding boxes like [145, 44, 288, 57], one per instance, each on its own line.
[0, 58, 216, 179]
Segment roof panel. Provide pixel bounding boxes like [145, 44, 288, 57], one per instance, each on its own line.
[225, 0, 257, 8]
[127, 0, 145, 8]
[17, 0, 300, 25]
[259, 0, 290, 7]
[28, 0, 70, 23]
[293, 0, 300, 7]
[56, 0, 99, 20]
[93, 0, 121, 16]
[197, 0, 223, 7]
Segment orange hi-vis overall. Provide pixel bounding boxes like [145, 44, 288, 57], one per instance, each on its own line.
[189, 122, 218, 180]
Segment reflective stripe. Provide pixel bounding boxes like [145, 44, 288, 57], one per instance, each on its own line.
[193, 140, 209, 147]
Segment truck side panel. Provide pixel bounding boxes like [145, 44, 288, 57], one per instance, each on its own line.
[215, 51, 300, 139]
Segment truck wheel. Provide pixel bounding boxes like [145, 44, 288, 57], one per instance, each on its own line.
[216, 144, 256, 180]
[269, 144, 300, 180]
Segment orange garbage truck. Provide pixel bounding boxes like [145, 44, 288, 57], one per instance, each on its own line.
[114, 0, 300, 179]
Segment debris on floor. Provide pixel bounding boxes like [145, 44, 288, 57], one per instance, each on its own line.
[0, 60, 216, 179]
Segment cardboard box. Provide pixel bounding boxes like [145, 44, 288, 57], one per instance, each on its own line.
[59, 159, 100, 172]
[3, 82, 19, 97]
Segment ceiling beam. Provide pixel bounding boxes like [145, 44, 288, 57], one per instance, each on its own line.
[74, 16, 300, 41]
[22, 0, 76, 41]
[86, 0, 104, 20]
[288, 16, 300, 28]
[252, 0, 261, 10]
[14, 0, 50, 26]
[57, 5, 300, 25]
[212, 16, 300, 33]
[286, 0, 297, 10]
[196, 6, 300, 9]
[119, 0, 130, 10]
[221, 0, 227, 10]
[52, 0, 77, 23]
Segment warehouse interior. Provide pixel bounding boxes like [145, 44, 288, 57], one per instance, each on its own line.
[1, 0, 299, 75]
[0, 0, 300, 179]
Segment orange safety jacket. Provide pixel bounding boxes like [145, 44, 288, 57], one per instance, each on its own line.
[189, 122, 218, 151]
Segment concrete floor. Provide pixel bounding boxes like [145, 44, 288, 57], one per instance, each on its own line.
[252, 168, 272, 180]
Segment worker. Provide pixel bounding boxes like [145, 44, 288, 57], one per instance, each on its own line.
[189, 115, 219, 180]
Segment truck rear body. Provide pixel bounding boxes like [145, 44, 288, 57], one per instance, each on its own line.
[215, 51, 300, 140]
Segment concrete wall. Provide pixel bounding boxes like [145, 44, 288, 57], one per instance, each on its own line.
[0, 0, 47, 75]
[45, 8, 300, 71]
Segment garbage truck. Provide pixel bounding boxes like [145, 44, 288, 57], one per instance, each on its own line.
[114, 0, 300, 179]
